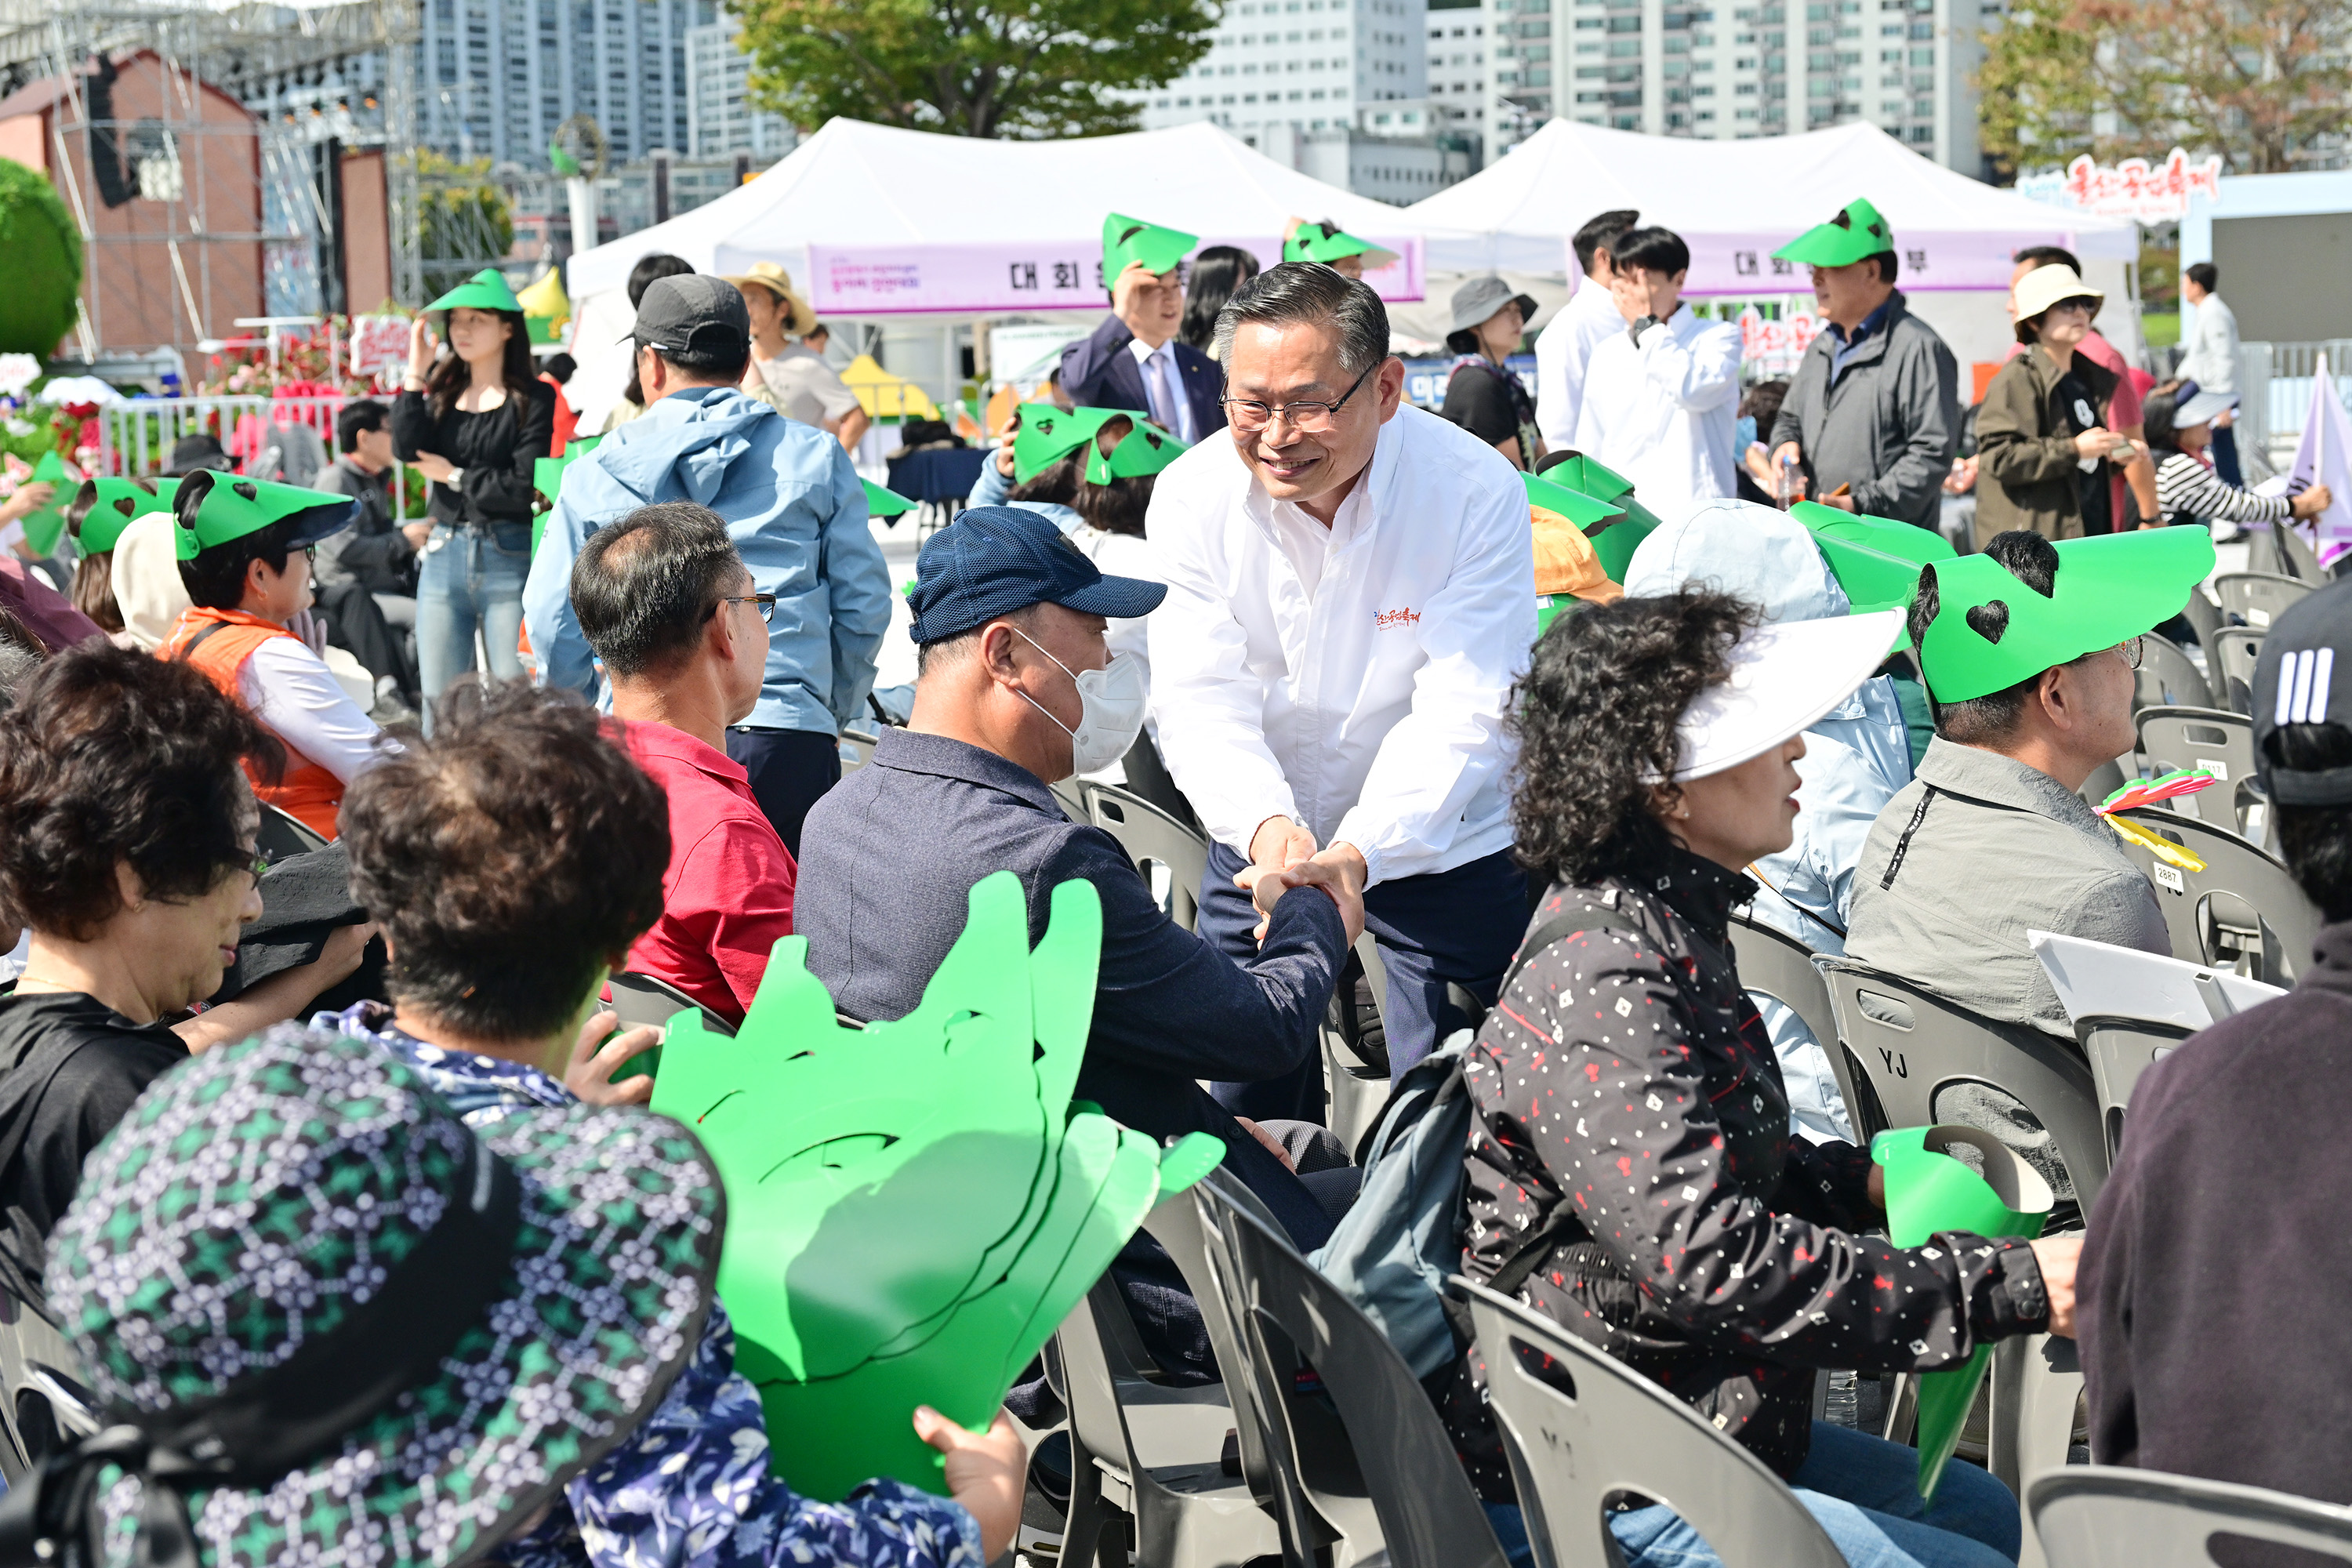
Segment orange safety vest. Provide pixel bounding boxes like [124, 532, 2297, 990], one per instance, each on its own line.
[160, 607, 347, 840]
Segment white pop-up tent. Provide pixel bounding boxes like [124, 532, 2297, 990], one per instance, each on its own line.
[1397, 119, 2142, 371]
[564, 116, 1426, 427]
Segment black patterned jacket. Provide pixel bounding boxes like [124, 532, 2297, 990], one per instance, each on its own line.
[1442, 844, 2049, 1490]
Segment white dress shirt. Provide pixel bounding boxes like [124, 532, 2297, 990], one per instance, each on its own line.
[241, 637, 394, 784]
[2179, 293, 2241, 400]
[1573, 307, 1744, 518]
[1145, 404, 1535, 888]
[1534, 274, 1629, 448]
[1127, 336, 1197, 442]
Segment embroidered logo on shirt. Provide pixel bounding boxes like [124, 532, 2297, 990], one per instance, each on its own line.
[1374, 608, 1421, 629]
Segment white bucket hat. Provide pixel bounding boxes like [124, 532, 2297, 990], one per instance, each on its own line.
[2013, 263, 2104, 340]
[1661, 610, 1905, 781]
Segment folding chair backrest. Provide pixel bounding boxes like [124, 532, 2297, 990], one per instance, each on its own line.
[257, 803, 331, 863]
[1087, 782, 1211, 931]
[1817, 959, 2108, 1211]
[1459, 1279, 1846, 1568]
[837, 726, 878, 776]
[1139, 1175, 1282, 1509]
[2136, 632, 2212, 713]
[2134, 706, 2264, 842]
[604, 971, 737, 1080]
[1050, 778, 1092, 822]
[2275, 521, 2325, 583]
[0, 1290, 98, 1483]
[1195, 1176, 1513, 1568]
[2073, 1015, 2197, 1161]
[2110, 807, 2320, 987]
[2215, 570, 2311, 631]
[1324, 934, 1394, 1158]
[2210, 628, 2265, 717]
[2179, 586, 2223, 657]
[1726, 914, 1866, 1136]
[2029, 1465, 2352, 1567]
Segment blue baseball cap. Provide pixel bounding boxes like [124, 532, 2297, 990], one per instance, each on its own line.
[906, 506, 1167, 644]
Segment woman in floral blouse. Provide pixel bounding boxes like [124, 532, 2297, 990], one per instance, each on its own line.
[1448, 591, 2082, 1568]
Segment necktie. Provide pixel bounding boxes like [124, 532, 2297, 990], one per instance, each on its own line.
[1149, 347, 1190, 444]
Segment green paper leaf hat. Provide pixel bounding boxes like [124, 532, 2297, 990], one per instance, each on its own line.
[1788, 498, 1957, 651]
[424, 267, 524, 320]
[1523, 470, 1624, 529]
[1537, 453, 1663, 576]
[1283, 220, 1400, 270]
[1083, 417, 1189, 485]
[73, 476, 180, 556]
[862, 478, 917, 518]
[1773, 198, 1896, 268]
[1102, 212, 1197, 281]
[1013, 405, 1128, 484]
[172, 470, 356, 562]
[1915, 526, 2216, 702]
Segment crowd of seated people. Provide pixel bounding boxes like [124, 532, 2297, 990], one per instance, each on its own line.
[0, 255, 2339, 1568]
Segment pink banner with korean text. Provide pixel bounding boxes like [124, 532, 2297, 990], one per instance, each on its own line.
[1664, 233, 2074, 295]
[805, 236, 1425, 315]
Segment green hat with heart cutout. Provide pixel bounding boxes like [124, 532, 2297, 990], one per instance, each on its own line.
[1914, 526, 2216, 702]
[1283, 220, 1400, 270]
[1789, 499, 1956, 649]
[862, 478, 917, 518]
[1083, 417, 1189, 485]
[172, 470, 356, 561]
[424, 267, 524, 318]
[1523, 470, 1624, 530]
[1102, 213, 1197, 281]
[1775, 198, 1896, 268]
[1014, 405, 1129, 484]
[1538, 453, 1664, 575]
[72, 475, 180, 557]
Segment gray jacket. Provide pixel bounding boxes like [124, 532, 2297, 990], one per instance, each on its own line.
[1769, 291, 1960, 528]
[1846, 737, 2170, 1038]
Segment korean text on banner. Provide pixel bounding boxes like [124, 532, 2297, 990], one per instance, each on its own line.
[806, 238, 1426, 314]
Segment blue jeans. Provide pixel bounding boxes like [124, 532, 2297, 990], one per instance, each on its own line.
[416, 521, 529, 732]
[1484, 1422, 2019, 1568]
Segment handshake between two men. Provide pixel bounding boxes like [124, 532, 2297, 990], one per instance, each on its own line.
[1234, 815, 1370, 946]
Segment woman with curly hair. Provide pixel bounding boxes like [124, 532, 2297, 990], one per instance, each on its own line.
[1448, 593, 2082, 1568]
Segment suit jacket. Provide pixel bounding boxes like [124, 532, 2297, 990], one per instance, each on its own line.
[1058, 315, 1227, 437]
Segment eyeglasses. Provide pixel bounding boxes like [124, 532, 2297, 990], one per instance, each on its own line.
[1221, 361, 1379, 435]
[2115, 635, 2144, 670]
[718, 593, 777, 625]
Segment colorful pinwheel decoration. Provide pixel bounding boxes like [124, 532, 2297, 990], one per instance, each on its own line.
[648, 871, 1223, 1502]
[2094, 768, 2216, 872]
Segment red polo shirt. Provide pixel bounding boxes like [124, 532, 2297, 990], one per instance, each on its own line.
[616, 719, 797, 1023]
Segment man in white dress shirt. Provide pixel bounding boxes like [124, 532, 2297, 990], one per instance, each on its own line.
[2178, 260, 2245, 487]
[1149, 263, 1537, 1119]
[1534, 208, 1640, 448]
[1573, 225, 1744, 519]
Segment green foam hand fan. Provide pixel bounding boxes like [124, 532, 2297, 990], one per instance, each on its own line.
[648, 870, 1223, 1502]
[17, 452, 75, 558]
[1871, 1125, 2053, 1502]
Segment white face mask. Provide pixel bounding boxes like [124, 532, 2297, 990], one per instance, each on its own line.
[1011, 626, 1147, 776]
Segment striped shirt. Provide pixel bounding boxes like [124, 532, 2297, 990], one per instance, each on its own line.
[2155, 449, 2291, 528]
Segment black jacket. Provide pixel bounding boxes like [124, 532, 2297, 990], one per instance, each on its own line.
[390, 381, 556, 529]
[1056, 316, 1227, 437]
[1443, 847, 2049, 1491]
[2082, 918, 2352, 1509]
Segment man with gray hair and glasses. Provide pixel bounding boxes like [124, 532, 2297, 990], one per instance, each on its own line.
[1147, 262, 1537, 1118]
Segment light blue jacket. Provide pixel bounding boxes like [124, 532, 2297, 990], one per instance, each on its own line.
[524, 387, 889, 735]
[1623, 499, 1915, 1142]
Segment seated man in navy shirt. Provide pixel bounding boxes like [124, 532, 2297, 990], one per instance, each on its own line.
[797, 506, 1361, 1382]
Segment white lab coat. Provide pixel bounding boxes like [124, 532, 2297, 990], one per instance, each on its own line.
[1145, 405, 1534, 888]
[1534, 274, 1630, 448]
[1573, 309, 1744, 519]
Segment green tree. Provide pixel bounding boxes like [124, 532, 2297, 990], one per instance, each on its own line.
[1980, 0, 2352, 176]
[0, 158, 84, 358]
[415, 151, 516, 299]
[729, 0, 1220, 140]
